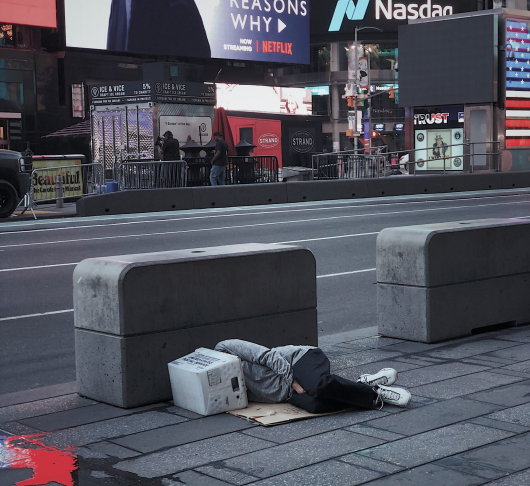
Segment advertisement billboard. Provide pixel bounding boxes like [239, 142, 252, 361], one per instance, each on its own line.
[64, 0, 309, 64]
[0, 0, 56, 28]
[32, 158, 83, 201]
[159, 116, 212, 145]
[217, 84, 312, 115]
[310, 0, 477, 39]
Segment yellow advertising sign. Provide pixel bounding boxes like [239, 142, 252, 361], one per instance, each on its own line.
[32, 158, 83, 201]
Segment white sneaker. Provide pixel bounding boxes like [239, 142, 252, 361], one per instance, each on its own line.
[358, 368, 398, 387]
[374, 385, 411, 408]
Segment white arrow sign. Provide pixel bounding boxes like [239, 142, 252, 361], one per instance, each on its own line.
[278, 19, 286, 33]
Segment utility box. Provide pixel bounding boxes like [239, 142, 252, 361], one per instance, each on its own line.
[168, 348, 248, 415]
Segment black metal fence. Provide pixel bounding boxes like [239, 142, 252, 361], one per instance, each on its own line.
[313, 153, 384, 180]
[187, 156, 279, 186]
[117, 160, 188, 190]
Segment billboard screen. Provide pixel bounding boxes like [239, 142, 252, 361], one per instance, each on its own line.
[0, 0, 56, 28]
[64, 0, 309, 64]
[399, 15, 497, 107]
[216, 84, 312, 115]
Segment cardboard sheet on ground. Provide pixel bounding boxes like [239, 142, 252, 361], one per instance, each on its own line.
[228, 402, 338, 426]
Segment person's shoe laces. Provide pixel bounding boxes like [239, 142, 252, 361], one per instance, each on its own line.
[373, 385, 411, 409]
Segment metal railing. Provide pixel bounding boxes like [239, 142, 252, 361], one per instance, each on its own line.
[19, 162, 104, 219]
[117, 160, 188, 190]
[186, 156, 279, 186]
[311, 141, 502, 180]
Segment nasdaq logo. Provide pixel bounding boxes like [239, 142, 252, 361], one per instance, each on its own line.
[329, 0, 455, 31]
[329, 0, 370, 31]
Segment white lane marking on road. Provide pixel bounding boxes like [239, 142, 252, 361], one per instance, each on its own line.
[2, 192, 530, 236]
[0, 309, 74, 322]
[277, 232, 379, 244]
[0, 262, 78, 272]
[2, 200, 530, 250]
[317, 268, 376, 278]
[0, 232, 380, 272]
[1, 269, 376, 321]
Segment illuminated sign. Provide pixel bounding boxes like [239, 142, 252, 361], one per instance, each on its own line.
[394, 123, 404, 131]
[306, 86, 329, 95]
[311, 0, 477, 36]
[0, 0, 56, 28]
[65, 0, 309, 64]
[216, 84, 312, 115]
[330, 0, 456, 30]
[374, 123, 386, 131]
[89, 81, 215, 106]
[414, 113, 449, 125]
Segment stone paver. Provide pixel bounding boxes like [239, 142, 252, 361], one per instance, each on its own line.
[42, 411, 187, 448]
[396, 362, 490, 387]
[250, 458, 383, 486]
[0, 394, 96, 423]
[220, 430, 384, 478]
[455, 432, 530, 473]
[411, 371, 524, 399]
[356, 423, 514, 468]
[466, 380, 530, 407]
[424, 339, 520, 359]
[358, 397, 502, 436]
[486, 403, 530, 427]
[329, 350, 403, 372]
[112, 413, 255, 453]
[113, 433, 275, 478]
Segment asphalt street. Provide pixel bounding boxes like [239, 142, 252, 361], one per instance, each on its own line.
[2, 188, 530, 398]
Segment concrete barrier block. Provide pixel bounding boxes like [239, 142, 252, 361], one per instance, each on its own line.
[191, 183, 288, 209]
[376, 218, 530, 287]
[378, 273, 530, 343]
[285, 180, 369, 203]
[500, 171, 530, 189]
[74, 243, 318, 407]
[74, 243, 316, 336]
[76, 309, 318, 408]
[76, 188, 195, 217]
[366, 177, 440, 198]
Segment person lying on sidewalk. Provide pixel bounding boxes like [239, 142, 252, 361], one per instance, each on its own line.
[214, 339, 411, 414]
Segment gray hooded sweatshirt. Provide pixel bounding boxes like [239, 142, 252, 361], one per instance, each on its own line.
[214, 339, 315, 403]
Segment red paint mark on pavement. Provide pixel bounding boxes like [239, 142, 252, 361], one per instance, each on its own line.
[0, 435, 77, 486]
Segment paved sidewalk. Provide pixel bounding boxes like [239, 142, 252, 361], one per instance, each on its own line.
[1, 325, 529, 486]
[6, 202, 77, 222]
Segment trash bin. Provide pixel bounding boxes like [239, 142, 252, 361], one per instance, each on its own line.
[106, 181, 119, 193]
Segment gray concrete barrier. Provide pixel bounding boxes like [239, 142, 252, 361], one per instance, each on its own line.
[74, 243, 318, 408]
[376, 218, 530, 343]
[77, 171, 530, 217]
[285, 180, 369, 203]
[191, 183, 288, 209]
[76, 188, 195, 217]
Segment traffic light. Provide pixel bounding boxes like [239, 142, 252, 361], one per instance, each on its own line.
[388, 87, 395, 99]
[347, 96, 354, 108]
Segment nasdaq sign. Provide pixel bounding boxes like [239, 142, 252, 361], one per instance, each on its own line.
[320, 0, 476, 34]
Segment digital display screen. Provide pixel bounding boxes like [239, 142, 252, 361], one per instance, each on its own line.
[64, 0, 309, 64]
[217, 84, 312, 115]
[399, 15, 497, 106]
[0, 0, 56, 28]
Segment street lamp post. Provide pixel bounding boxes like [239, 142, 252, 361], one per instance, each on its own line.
[352, 26, 382, 155]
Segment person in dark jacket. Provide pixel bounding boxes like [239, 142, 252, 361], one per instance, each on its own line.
[107, 0, 211, 58]
[215, 339, 411, 413]
[160, 131, 180, 161]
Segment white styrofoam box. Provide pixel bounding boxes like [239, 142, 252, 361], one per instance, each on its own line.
[168, 347, 248, 416]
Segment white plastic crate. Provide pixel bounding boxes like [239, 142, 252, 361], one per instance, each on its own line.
[168, 348, 248, 416]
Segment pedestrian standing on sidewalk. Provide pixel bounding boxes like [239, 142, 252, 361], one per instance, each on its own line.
[215, 339, 411, 413]
[210, 132, 229, 186]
